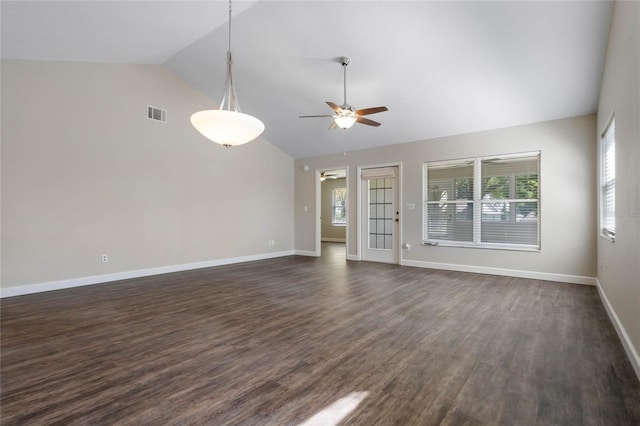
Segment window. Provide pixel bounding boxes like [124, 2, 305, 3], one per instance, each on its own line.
[424, 152, 540, 250]
[424, 160, 474, 242]
[332, 187, 347, 225]
[600, 118, 615, 241]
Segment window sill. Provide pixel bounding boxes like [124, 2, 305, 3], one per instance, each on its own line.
[422, 240, 540, 252]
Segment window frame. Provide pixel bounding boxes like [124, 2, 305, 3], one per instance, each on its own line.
[423, 151, 540, 252]
[600, 116, 615, 242]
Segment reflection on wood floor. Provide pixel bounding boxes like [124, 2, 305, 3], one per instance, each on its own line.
[320, 241, 346, 262]
[2, 246, 639, 425]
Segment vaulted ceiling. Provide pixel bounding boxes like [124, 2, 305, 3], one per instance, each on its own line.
[1, 1, 613, 159]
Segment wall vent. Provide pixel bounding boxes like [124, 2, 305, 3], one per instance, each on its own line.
[147, 105, 167, 123]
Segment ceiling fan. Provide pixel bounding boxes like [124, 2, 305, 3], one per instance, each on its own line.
[299, 57, 388, 130]
[320, 171, 341, 181]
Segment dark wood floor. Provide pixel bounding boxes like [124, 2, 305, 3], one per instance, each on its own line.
[2, 243, 639, 425]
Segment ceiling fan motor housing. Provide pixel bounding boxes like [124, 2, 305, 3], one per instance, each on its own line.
[340, 105, 356, 116]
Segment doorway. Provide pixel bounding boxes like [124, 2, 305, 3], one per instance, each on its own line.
[360, 166, 400, 264]
[316, 168, 348, 258]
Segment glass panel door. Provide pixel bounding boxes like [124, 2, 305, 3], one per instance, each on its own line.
[361, 167, 399, 264]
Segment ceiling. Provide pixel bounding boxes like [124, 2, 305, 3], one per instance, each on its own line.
[1, 1, 613, 159]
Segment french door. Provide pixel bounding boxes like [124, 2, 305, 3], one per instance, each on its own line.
[360, 167, 399, 264]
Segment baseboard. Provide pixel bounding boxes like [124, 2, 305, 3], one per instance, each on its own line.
[595, 278, 640, 380]
[0, 250, 295, 298]
[399, 259, 597, 286]
[294, 250, 318, 257]
[346, 254, 360, 261]
[321, 238, 346, 243]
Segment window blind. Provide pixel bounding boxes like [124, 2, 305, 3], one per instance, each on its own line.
[423, 160, 474, 242]
[361, 167, 396, 180]
[480, 156, 539, 246]
[601, 118, 615, 240]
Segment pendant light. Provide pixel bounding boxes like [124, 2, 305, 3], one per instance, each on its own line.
[191, 0, 264, 147]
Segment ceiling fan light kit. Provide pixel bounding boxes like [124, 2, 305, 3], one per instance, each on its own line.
[334, 111, 357, 129]
[299, 56, 388, 130]
[191, 0, 264, 147]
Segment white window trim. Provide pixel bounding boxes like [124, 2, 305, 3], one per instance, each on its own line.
[423, 151, 541, 252]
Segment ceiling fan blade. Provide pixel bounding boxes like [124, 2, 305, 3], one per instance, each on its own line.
[329, 121, 338, 130]
[299, 115, 334, 118]
[356, 117, 382, 127]
[326, 102, 343, 114]
[356, 106, 388, 116]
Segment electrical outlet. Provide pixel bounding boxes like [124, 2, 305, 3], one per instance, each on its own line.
[268, 240, 275, 247]
[101, 254, 108, 263]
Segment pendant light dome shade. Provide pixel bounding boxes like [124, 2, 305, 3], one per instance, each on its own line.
[191, 110, 264, 147]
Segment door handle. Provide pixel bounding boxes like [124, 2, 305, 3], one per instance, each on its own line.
[395, 218, 399, 222]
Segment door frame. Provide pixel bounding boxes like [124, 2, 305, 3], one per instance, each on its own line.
[356, 162, 403, 263]
[315, 166, 349, 257]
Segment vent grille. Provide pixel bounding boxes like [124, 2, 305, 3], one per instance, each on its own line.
[147, 105, 167, 123]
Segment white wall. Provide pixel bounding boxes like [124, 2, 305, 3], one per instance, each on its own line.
[596, 0, 640, 377]
[1, 60, 294, 292]
[295, 115, 597, 283]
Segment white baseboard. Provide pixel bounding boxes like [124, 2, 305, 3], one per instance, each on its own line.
[321, 238, 346, 243]
[346, 254, 360, 261]
[399, 259, 597, 286]
[294, 250, 318, 257]
[595, 278, 640, 380]
[0, 250, 295, 298]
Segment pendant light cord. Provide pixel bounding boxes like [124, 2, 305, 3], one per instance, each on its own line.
[228, 0, 232, 54]
[343, 62, 348, 106]
[220, 0, 240, 113]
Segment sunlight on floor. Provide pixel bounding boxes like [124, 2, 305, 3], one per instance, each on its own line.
[297, 391, 369, 426]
